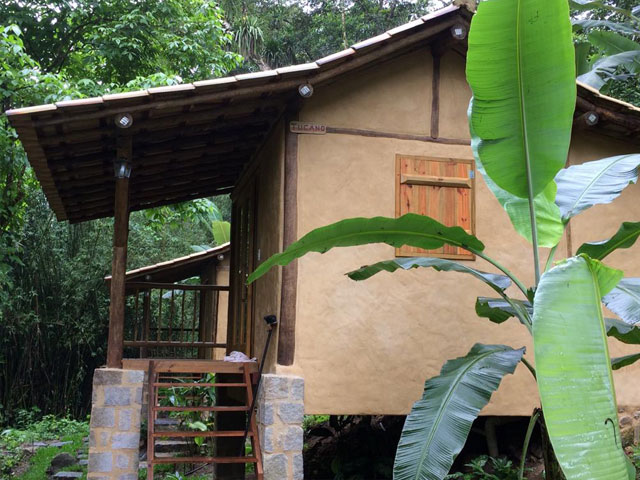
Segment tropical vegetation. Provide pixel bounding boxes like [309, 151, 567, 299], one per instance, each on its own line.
[247, 0, 640, 479]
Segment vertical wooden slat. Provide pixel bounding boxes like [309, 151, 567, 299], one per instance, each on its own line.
[192, 290, 198, 343]
[157, 289, 163, 342]
[180, 288, 186, 344]
[133, 288, 140, 342]
[142, 290, 151, 358]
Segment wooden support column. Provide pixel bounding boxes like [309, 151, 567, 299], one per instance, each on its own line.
[106, 133, 132, 368]
[278, 110, 299, 366]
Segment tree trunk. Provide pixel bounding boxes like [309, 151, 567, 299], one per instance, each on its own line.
[539, 413, 566, 480]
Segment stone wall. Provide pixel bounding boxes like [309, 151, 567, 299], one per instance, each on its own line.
[257, 374, 304, 480]
[87, 368, 144, 480]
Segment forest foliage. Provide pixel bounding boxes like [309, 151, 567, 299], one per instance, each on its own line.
[0, 0, 639, 421]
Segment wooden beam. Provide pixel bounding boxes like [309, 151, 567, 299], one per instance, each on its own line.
[431, 52, 441, 139]
[324, 126, 470, 145]
[278, 110, 299, 366]
[106, 134, 132, 368]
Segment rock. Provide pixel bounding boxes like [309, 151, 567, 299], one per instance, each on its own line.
[46, 453, 77, 476]
[48, 441, 72, 448]
[52, 472, 82, 478]
[620, 415, 633, 426]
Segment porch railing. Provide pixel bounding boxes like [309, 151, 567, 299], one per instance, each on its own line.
[123, 282, 229, 358]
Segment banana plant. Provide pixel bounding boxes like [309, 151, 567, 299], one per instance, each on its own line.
[248, 0, 640, 478]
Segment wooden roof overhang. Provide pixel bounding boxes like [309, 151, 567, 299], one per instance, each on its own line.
[575, 82, 640, 144]
[105, 243, 230, 293]
[6, 5, 472, 224]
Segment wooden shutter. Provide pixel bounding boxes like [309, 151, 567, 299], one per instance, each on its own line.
[395, 155, 475, 260]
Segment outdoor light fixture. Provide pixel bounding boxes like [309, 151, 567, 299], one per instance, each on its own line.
[113, 158, 132, 179]
[585, 111, 599, 126]
[450, 24, 467, 40]
[114, 112, 133, 129]
[298, 83, 314, 98]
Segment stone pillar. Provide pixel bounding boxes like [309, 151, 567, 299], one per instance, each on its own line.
[88, 368, 144, 480]
[257, 374, 304, 480]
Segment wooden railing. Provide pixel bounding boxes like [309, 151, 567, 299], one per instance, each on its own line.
[123, 282, 229, 358]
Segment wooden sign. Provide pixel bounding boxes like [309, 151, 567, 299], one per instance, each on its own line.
[289, 121, 326, 135]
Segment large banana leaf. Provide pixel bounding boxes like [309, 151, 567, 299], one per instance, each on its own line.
[247, 214, 484, 283]
[589, 31, 640, 72]
[577, 222, 640, 260]
[603, 278, 640, 325]
[578, 51, 640, 89]
[612, 353, 640, 370]
[466, 0, 575, 199]
[605, 317, 640, 344]
[472, 148, 563, 247]
[555, 155, 640, 221]
[533, 256, 628, 480]
[475, 297, 532, 326]
[573, 19, 640, 36]
[394, 344, 524, 480]
[346, 257, 511, 292]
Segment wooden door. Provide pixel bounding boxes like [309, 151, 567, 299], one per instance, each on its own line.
[227, 180, 256, 356]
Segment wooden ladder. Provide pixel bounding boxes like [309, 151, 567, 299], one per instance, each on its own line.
[146, 360, 263, 479]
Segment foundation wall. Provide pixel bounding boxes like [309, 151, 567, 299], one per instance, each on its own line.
[87, 368, 144, 480]
[258, 374, 305, 480]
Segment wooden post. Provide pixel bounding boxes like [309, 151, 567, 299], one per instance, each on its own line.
[278, 110, 299, 366]
[430, 49, 441, 139]
[106, 133, 132, 368]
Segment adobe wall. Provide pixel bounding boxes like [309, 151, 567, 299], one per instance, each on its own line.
[271, 46, 640, 416]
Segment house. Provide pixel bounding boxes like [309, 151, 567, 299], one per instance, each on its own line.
[7, 4, 640, 479]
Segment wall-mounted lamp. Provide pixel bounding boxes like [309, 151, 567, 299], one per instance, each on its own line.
[114, 112, 133, 129]
[298, 83, 314, 98]
[113, 158, 132, 179]
[450, 24, 467, 40]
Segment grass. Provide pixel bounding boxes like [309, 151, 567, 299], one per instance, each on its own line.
[0, 413, 89, 480]
[14, 432, 87, 480]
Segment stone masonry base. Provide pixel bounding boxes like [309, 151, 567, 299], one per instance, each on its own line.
[87, 368, 144, 480]
[258, 374, 304, 480]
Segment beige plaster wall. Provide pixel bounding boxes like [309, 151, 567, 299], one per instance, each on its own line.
[250, 120, 285, 366]
[272, 46, 640, 415]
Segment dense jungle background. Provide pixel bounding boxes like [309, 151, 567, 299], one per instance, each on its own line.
[0, 0, 638, 426]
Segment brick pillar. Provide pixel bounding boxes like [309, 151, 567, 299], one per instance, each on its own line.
[258, 374, 304, 480]
[88, 368, 144, 480]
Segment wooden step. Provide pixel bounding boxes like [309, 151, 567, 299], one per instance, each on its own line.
[153, 456, 258, 464]
[152, 430, 254, 438]
[153, 382, 247, 388]
[152, 405, 248, 412]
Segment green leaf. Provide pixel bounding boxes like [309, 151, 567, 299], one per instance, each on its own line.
[475, 297, 532, 326]
[575, 41, 593, 76]
[603, 278, 640, 325]
[533, 256, 628, 480]
[611, 353, 640, 370]
[588, 31, 640, 73]
[578, 51, 640, 89]
[555, 155, 640, 221]
[475, 157, 563, 247]
[211, 220, 230, 245]
[466, 0, 575, 198]
[605, 317, 640, 344]
[573, 19, 640, 36]
[346, 257, 511, 292]
[393, 344, 524, 480]
[577, 222, 640, 260]
[247, 214, 485, 283]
